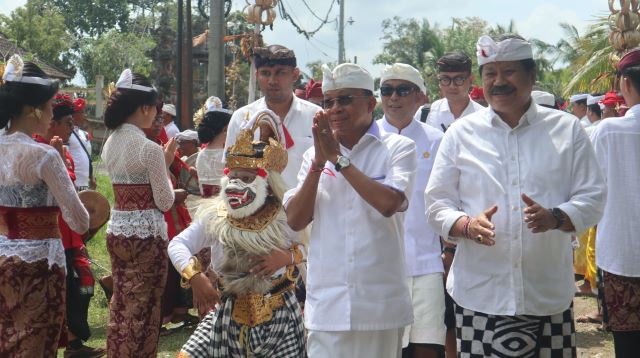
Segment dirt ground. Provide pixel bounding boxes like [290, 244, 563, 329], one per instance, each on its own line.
[574, 294, 614, 357]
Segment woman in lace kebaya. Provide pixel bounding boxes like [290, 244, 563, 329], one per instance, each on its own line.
[0, 55, 89, 357]
[101, 69, 174, 357]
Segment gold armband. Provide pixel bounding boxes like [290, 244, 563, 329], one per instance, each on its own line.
[180, 256, 202, 288]
[289, 244, 304, 265]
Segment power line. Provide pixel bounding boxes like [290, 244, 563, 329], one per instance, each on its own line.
[277, 0, 337, 39]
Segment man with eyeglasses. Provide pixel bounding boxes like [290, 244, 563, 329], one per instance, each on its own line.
[285, 63, 417, 358]
[423, 52, 484, 132]
[377, 63, 446, 358]
[225, 45, 321, 189]
[425, 34, 605, 357]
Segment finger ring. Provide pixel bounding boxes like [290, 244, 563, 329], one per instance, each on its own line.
[475, 235, 484, 243]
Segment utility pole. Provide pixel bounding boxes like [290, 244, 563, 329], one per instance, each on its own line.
[338, 0, 345, 64]
[181, 0, 194, 129]
[177, 0, 183, 124]
[208, 0, 225, 98]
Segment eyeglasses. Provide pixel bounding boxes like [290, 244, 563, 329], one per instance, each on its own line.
[322, 95, 370, 109]
[438, 75, 468, 87]
[380, 85, 416, 97]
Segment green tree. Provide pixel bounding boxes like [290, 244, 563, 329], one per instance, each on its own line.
[47, 0, 130, 37]
[78, 30, 156, 85]
[0, 2, 74, 75]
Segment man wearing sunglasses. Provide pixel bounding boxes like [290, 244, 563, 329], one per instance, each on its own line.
[424, 52, 484, 132]
[224, 45, 321, 189]
[378, 63, 446, 358]
[285, 63, 417, 358]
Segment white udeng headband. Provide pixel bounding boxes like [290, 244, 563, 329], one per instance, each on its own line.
[2, 54, 52, 86]
[476, 35, 533, 66]
[115, 69, 155, 92]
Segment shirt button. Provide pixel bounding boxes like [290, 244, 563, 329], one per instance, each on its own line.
[348, 283, 354, 288]
[512, 179, 518, 186]
[512, 205, 518, 211]
[511, 156, 516, 161]
[348, 257, 354, 263]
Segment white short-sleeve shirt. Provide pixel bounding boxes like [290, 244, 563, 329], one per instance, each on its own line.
[284, 121, 417, 331]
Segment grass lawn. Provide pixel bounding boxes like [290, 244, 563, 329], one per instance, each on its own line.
[57, 173, 196, 357]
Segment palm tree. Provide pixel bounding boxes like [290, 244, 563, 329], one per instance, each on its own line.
[562, 17, 615, 96]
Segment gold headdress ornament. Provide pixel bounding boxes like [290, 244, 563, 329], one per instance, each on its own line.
[226, 109, 287, 173]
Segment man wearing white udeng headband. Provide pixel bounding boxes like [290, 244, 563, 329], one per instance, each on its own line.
[426, 34, 606, 357]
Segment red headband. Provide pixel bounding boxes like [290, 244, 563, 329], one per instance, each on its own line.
[305, 79, 323, 99]
[469, 85, 484, 100]
[73, 98, 86, 113]
[600, 91, 625, 107]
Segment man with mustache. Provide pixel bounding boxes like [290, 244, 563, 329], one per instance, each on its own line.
[425, 34, 606, 357]
[224, 45, 321, 189]
[423, 52, 484, 133]
[169, 110, 306, 357]
[285, 63, 417, 357]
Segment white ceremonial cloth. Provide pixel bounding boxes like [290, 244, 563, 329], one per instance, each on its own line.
[425, 102, 606, 316]
[592, 104, 640, 277]
[284, 122, 416, 331]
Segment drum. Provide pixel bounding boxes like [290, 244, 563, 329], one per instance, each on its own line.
[78, 190, 110, 241]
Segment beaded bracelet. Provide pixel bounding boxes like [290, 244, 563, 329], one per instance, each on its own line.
[462, 216, 472, 239]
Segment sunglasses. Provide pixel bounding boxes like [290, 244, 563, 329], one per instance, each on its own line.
[380, 85, 416, 97]
[438, 75, 468, 87]
[322, 95, 370, 109]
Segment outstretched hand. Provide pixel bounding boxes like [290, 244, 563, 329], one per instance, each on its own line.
[467, 205, 498, 246]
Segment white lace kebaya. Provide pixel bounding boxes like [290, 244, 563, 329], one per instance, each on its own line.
[0, 131, 89, 268]
[101, 123, 174, 240]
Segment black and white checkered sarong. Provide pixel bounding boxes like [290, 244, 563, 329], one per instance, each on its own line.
[455, 303, 576, 358]
[180, 290, 306, 358]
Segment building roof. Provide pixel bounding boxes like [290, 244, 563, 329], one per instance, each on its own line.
[0, 32, 73, 80]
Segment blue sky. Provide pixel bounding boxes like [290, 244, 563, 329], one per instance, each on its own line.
[1, 0, 610, 82]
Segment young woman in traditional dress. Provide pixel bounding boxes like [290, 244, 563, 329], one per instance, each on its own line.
[0, 55, 89, 357]
[101, 69, 174, 357]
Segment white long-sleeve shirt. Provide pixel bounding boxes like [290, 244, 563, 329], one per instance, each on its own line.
[284, 122, 417, 331]
[592, 104, 640, 277]
[425, 102, 606, 316]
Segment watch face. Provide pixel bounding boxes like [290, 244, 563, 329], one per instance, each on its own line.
[337, 156, 350, 167]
